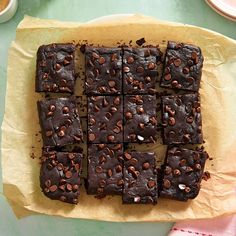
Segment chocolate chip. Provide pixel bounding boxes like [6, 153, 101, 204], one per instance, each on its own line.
[165, 166, 172, 175]
[49, 104, 56, 111]
[99, 179, 106, 187]
[95, 166, 103, 173]
[110, 53, 117, 62]
[115, 165, 122, 172]
[123, 66, 130, 73]
[168, 117, 176, 126]
[62, 106, 69, 114]
[116, 120, 122, 128]
[171, 80, 179, 87]
[117, 179, 124, 186]
[127, 56, 134, 64]
[45, 179, 51, 187]
[66, 183, 73, 191]
[173, 169, 181, 175]
[107, 169, 113, 177]
[191, 51, 197, 60]
[49, 185, 57, 192]
[55, 63, 61, 70]
[183, 67, 189, 74]
[110, 106, 117, 113]
[124, 152, 132, 160]
[147, 180, 156, 188]
[99, 155, 106, 164]
[136, 66, 144, 73]
[142, 162, 150, 170]
[107, 135, 115, 142]
[63, 59, 70, 65]
[173, 58, 181, 67]
[73, 184, 79, 192]
[196, 107, 201, 113]
[98, 57, 105, 65]
[186, 166, 193, 172]
[148, 62, 155, 70]
[98, 86, 106, 93]
[195, 163, 201, 170]
[58, 130, 65, 137]
[57, 163, 63, 171]
[98, 144, 105, 150]
[185, 186, 191, 193]
[47, 111, 53, 117]
[125, 111, 133, 120]
[187, 77, 194, 84]
[68, 153, 75, 160]
[108, 80, 116, 88]
[145, 76, 151, 83]
[179, 159, 187, 166]
[183, 134, 191, 143]
[144, 49, 151, 57]
[102, 98, 109, 107]
[92, 52, 99, 59]
[186, 116, 193, 123]
[149, 116, 157, 125]
[138, 123, 145, 129]
[65, 171, 72, 179]
[113, 126, 121, 134]
[163, 179, 171, 189]
[89, 117, 96, 125]
[164, 74, 171, 81]
[47, 163, 53, 170]
[74, 163, 80, 172]
[89, 133, 96, 141]
[137, 107, 144, 114]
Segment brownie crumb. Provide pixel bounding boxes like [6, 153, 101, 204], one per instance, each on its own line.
[136, 37, 146, 46]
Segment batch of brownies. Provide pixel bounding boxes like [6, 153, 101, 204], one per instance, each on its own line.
[35, 41, 208, 205]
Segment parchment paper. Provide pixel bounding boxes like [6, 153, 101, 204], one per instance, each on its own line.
[1, 14, 236, 222]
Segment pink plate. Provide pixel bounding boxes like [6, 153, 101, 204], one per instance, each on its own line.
[206, 0, 236, 21]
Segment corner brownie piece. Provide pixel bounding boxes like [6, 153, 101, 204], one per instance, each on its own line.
[123, 152, 158, 204]
[160, 41, 203, 91]
[85, 47, 122, 95]
[161, 93, 203, 144]
[86, 144, 123, 196]
[40, 151, 83, 204]
[124, 95, 157, 143]
[160, 147, 208, 201]
[123, 47, 162, 94]
[87, 96, 123, 143]
[37, 97, 83, 147]
[36, 43, 76, 93]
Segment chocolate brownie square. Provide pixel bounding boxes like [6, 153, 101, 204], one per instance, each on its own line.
[161, 93, 203, 144]
[123, 47, 162, 94]
[160, 41, 203, 91]
[124, 95, 157, 143]
[86, 143, 123, 196]
[85, 47, 122, 95]
[87, 96, 123, 143]
[37, 97, 83, 147]
[40, 150, 83, 204]
[36, 43, 76, 93]
[123, 151, 158, 204]
[160, 146, 208, 201]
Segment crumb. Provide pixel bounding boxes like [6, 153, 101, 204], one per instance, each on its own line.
[202, 171, 211, 181]
[136, 37, 146, 46]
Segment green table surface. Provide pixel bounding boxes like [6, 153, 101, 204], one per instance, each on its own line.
[0, 0, 235, 235]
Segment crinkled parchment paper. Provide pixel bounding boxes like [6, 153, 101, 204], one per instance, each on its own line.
[1, 15, 236, 221]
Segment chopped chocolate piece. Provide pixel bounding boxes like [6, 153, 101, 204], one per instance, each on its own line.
[161, 93, 203, 144]
[136, 38, 146, 46]
[124, 95, 157, 143]
[123, 47, 162, 94]
[160, 147, 208, 201]
[86, 144, 123, 195]
[37, 97, 83, 147]
[123, 151, 158, 204]
[85, 47, 122, 95]
[87, 96, 123, 143]
[36, 43, 76, 93]
[40, 151, 83, 204]
[160, 41, 204, 91]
